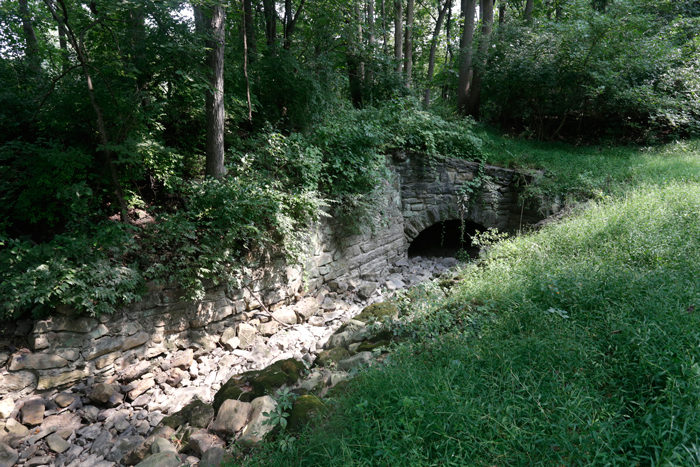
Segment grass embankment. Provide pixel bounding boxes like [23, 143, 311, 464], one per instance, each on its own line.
[238, 138, 700, 466]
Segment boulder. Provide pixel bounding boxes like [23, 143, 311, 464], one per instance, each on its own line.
[236, 323, 257, 349]
[0, 441, 18, 467]
[213, 358, 305, 411]
[315, 347, 350, 368]
[90, 383, 118, 405]
[134, 452, 181, 467]
[271, 308, 297, 325]
[238, 396, 277, 444]
[0, 399, 14, 419]
[211, 400, 252, 434]
[20, 399, 45, 426]
[354, 302, 399, 323]
[187, 430, 225, 456]
[200, 446, 232, 467]
[46, 433, 71, 453]
[337, 352, 373, 371]
[287, 395, 326, 433]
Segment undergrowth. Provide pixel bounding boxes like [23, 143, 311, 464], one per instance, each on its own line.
[238, 140, 700, 466]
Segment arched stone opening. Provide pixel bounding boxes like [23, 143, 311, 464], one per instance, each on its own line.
[407, 219, 486, 259]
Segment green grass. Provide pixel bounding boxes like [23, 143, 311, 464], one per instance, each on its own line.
[236, 138, 700, 467]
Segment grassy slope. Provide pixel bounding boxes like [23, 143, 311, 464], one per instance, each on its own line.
[238, 137, 700, 467]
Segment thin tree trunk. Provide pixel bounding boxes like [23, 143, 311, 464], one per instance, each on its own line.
[442, 0, 453, 98]
[283, 0, 305, 49]
[424, 0, 449, 106]
[524, 0, 533, 22]
[404, 0, 414, 86]
[367, 0, 375, 97]
[58, 19, 69, 72]
[18, 0, 40, 72]
[499, 0, 505, 23]
[357, 1, 365, 82]
[456, 0, 477, 113]
[394, 0, 402, 73]
[262, 0, 277, 46]
[244, 0, 257, 60]
[381, 0, 388, 54]
[242, 0, 253, 123]
[204, 3, 226, 178]
[465, 0, 493, 119]
[44, 0, 129, 222]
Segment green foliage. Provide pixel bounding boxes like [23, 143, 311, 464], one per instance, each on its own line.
[481, 0, 700, 140]
[0, 223, 142, 318]
[263, 388, 299, 430]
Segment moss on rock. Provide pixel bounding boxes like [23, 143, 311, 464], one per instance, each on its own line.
[357, 340, 390, 352]
[354, 303, 398, 323]
[316, 347, 350, 367]
[213, 358, 306, 411]
[286, 395, 326, 433]
[179, 400, 215, 428]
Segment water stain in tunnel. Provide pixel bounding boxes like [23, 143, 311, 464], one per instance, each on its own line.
[408, 220, 485, 259]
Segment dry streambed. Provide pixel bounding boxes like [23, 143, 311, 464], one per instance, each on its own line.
[0, 256, 458, 467]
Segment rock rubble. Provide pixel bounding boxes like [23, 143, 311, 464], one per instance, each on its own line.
[0, 256, 458, 467]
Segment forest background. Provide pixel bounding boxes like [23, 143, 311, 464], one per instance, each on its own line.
[0, 0, 698, 320]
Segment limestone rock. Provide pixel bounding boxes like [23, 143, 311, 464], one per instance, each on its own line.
[150, 438, 177, 454]
[0, 441, 18, 467]
[121, 361, 151, 383]
[220, 328, 240, 350]
[0, 399, 14, 419]
[293, 297, 320, 320]
[0, 371, 37, 395]
[169, 349, 194, 370]
[238, 396, 277, 444]
[271, 308, 297, 325]
[46, 433, 71, 453]
[354, 302, 399, 323]
[316, 347, 350, 368]
[259, 321, 279, 336]
[20, 399, 45, 426]
[133, 452, 181, 467]
[187, 430, 225, 456]
[105, 434, 145, 463]
[211, 400, 252, 434]
[357, 282, 378, 300]
[54, 392, 75, 408]
[287, 395, 326, 432]
[9, 352, 68, 371]
[90, 383, 119, 405]
[236, 323, 256, 349]
[37, 369, 88, 390]
[177, 400, 215, 429]
[337, 351, 373, 371]
[200, 446, 232, 467]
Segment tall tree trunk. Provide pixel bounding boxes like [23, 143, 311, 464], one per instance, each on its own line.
[357, 1, 365, 83]
[58, 20, 69, 72]
[524, 0, 533, 22]
[367, 0, 375, 96]
[43, 0, 129, 222]
[424, 0, 449, 106]
[404, 0, 413, 86]
[381, 0, 388, 54]
[18, 0, 40, 72]
[499, 0, 505, 23]
[244, 0, 257, 60]
[204, 3, 226, 178]
[283, 0, 305, 49]
[456, 0, 477, 113]
[465, 0, 493, 119]
[242, 0, 253, 123]
[555, 0, 562, 21]
[262, 0, 277, 46]
[394, 0, 402, 73]
[444, 0, 452, 62]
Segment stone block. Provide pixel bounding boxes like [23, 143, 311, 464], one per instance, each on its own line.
[33, 316, 97, 334]
[9, 353, 68, 371]
[122, 332, 149, 351]
[83, 336, 125, 361]
[37, 369, 88, 391]
[0, 371, 37, 395]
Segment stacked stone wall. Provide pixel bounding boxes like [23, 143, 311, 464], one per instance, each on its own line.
[0, 154, 545, 400]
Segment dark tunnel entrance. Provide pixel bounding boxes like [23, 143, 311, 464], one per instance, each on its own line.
[408, 220, 485, 259]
